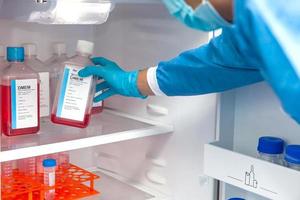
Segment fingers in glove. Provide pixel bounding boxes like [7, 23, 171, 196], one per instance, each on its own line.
[96, 81, 110, 92]
[78, 66, 105, 78]
[94, 89, 116, 102]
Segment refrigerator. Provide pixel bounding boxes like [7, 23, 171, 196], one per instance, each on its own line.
[0, 1, 299, 200]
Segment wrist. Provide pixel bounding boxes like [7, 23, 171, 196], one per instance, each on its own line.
[137, 69, 154, 96]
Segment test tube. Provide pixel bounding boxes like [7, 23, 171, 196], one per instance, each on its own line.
[43, 159, 57, 200]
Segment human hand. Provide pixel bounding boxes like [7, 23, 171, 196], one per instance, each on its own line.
[79, 57, 146, 102]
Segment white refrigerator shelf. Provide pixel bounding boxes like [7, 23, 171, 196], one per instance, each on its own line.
[85, 169, 168, 200]
[204, 142, 300, 200]
[83, 170, 153, 200]
[0, 109, 173, 162]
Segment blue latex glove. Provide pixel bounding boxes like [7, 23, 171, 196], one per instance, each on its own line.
[78, 57, 146, 102]
[162, 0, 230, 31]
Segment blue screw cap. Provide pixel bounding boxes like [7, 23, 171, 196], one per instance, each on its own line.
[7, 47, 24, 62]
[43, 159, 57, 167]
[285, 145, 300, 164]
[228, 198, 245, 200]
[257, 136, 284, 154]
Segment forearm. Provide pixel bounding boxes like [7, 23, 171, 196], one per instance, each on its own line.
[137, 30, 264, 97]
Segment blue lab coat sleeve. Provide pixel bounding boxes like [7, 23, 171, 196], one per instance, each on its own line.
[156, 28, 264, 96]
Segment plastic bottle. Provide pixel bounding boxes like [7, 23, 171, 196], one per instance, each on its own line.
[0, 45, 8, 124]
[51, 40, 96, 128]
[23, 43, 50, 119]
[18, 157, 36, 176]
[257, 136, 284, 165]
[1, 47, 40, 136]
[46, 43, 68, 102]
[284, 145, 300, 171]
[45, 42, 68, 66]
[0, 45, 8, 70]
[43, 159, 56, 200]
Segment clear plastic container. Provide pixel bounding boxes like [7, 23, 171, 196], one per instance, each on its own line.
[1, 161, 13, 178]
[18, 157, 36, 176]
[0, 45, 8, 70]
[51, 40, 96, 128]
[257, 136, 284, 165]
[285, 145, 300, 171]
[43, 159, 56, 200]
[23, 43, 50, 118]
[46, 43, 68, 103]
[58, 151, 70, 169]
[1, 47, 40, 136]
[45, 42, 68, 66]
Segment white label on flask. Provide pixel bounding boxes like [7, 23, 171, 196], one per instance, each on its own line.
[39, 72, 50, 117]
[56, 65, 92, 121]
[11, 79, 38, 129]
[48, 172, 55, 186]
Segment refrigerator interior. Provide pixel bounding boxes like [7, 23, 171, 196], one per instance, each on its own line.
[0, 2, 218, 200]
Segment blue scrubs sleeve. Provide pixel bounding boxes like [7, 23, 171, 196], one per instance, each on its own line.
[156, 29, 264, 96]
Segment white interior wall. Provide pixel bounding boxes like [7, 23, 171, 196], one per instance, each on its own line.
[0, 20, 95, 61]
[92, 4, 218, 200]
[233, 82, 300, 156]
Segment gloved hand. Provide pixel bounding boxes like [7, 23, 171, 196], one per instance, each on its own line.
[78, 57, 147, 102]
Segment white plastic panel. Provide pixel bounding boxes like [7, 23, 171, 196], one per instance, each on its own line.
[204, 142, 300, 200]
[84, 171, 155, 200]
[1, 109, 173, 162]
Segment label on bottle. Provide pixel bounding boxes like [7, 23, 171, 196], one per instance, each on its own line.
[39, 72, 50, 117]
[11, 79, 38, 129]
[56, 65, 93, 121]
